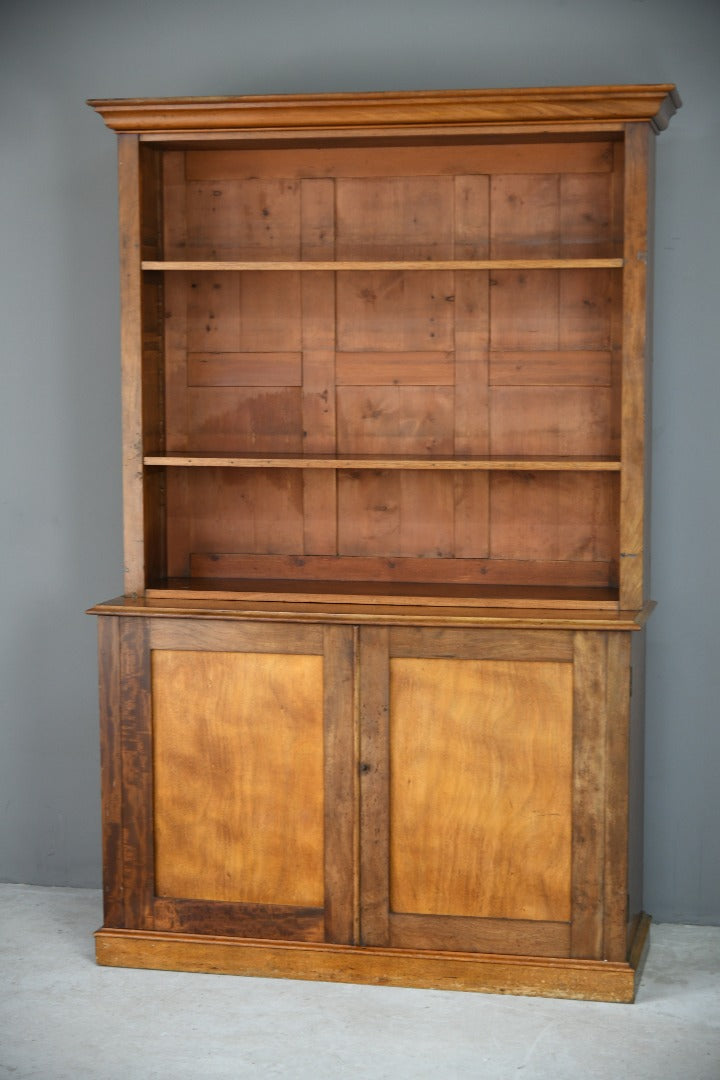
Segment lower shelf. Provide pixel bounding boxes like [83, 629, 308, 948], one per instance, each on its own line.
[146, 578, 621, 610]
[95, 914, 650, 1004]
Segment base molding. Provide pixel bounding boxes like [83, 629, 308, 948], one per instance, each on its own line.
[95, 913, 650, 1003]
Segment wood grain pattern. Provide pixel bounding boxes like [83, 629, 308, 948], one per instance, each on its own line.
[627, 628, 647, 953]
[181, 142, 617, 182]
[389, 656, 573, 921]
[358, 626, 391, 947]
[97, 617, 124, 927]
[117, 135, 146, 596]
[603, 631, 632, 961]
[489, 472, 619, 571]
[152, 648, 325, 907]
[620, 124, 652, 610]
[571, 631, 608, 958]
[95, 925, 646, 1001]
[336, 176, 454, 260]
[153, 897, 325, 941]
[88, 84, 680, 135]
[389, 626, 573, 661]
[186, 554, 616, 593]
[387, 914, 570, 957]
[489, 350, 612, 387]
[322, 625, 357, 944]
[118, 618, 154, 928]
[148, 618, 323, 653]
[94, 593, 648, 628]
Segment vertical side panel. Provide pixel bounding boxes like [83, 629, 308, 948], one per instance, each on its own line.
[119, 617, 154, 929]
[620, 124, 652, 609]
[571, 630, 607, 959]
[97, 617, 124, 927]
[358, 626, 390, 946]
[604, 631, 632, 961]
[117, 134, 146, 596]
[627, 627, 647, 950]
[323, 625, 357, 944]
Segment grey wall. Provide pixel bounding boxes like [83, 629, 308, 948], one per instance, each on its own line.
[1, 0, 718, 923]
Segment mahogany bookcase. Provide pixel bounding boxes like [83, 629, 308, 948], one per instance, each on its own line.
[88, 84, 680, 1001]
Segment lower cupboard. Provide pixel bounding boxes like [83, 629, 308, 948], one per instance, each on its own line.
[93, 606, 650, 1002]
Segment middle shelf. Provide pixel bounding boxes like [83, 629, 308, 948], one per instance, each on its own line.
[141, 258, 625, 272]
[143, 453, 622, 471]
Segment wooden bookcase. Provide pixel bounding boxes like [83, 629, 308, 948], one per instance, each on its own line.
[88, 85, 680, 1001]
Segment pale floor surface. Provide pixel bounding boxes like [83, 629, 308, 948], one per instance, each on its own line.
[0, 885, 718, 1080]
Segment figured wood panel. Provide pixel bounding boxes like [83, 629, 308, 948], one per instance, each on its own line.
[152, 649, 325, 906]
[389, 656, 573, 921]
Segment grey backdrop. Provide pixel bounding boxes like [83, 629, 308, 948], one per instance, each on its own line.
[1, 0, 718, 923]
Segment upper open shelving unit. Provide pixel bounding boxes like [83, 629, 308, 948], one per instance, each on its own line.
[89, 84, 680, 611]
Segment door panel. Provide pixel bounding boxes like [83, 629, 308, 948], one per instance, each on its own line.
[152, 649, 325, 907]
[104, 617, 355, 944]
[389, 656, 573, 922]
[358, 625, 622, 958]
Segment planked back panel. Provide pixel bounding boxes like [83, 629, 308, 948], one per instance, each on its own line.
[158, 138, 624, 592]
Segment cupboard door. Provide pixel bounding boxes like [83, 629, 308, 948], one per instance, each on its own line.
[99, 616, 355, 944]
[358, 626, 630, 960]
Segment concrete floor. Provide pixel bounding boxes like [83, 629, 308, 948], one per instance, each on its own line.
[0, 885, 718, 1080]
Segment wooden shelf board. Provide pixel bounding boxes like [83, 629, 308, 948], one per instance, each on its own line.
[144, 453, 622, 472]
[143, 578, 620, 610]
[142, 258, 624, 272]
